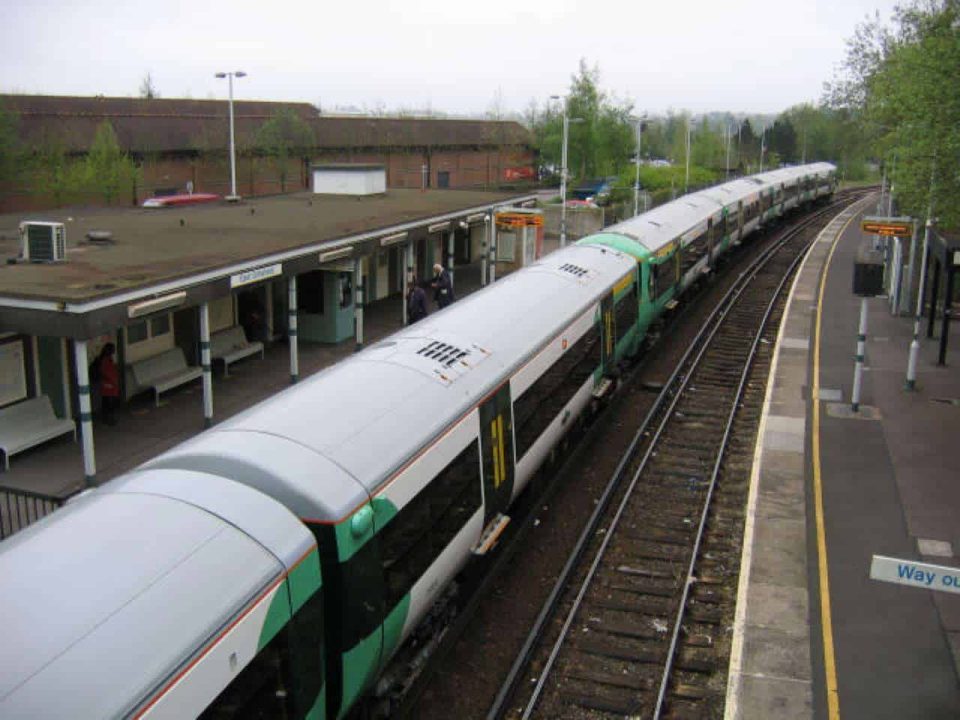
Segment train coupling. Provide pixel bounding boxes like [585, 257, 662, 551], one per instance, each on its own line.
[472, 513, 511, 556]
[592, 377, 614, 400]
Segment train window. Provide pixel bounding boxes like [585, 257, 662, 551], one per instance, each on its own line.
[615, 282, 638, 346]
[378, 440, 481, 612]
[287, 586, 325, 716]
[201, 583, 324, 719]
[201, 621, 296, 719]
[513, 323, 602, 460]
[650, 258, 672, 299]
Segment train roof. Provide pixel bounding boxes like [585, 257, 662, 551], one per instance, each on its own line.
[143, 243, 636, 522]
[0, 469, 314, 718]
[601, 162, 836, 254]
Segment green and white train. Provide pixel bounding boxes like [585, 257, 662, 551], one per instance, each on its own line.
[0, 163, 835, 719]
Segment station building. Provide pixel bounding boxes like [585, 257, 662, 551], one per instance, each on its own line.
[0, 164, 537, 484]
[0, 94, 535, 212]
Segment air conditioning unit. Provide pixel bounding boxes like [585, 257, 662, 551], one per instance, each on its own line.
[19, 222, 66, 263]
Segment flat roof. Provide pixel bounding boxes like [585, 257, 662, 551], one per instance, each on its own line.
[0, 188, 525, 307]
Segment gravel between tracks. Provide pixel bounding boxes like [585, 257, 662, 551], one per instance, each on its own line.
[409, 230, 784, 720]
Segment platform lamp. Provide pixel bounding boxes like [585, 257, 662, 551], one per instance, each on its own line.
[215, 70, 247, 201]
[550, 95, 584, 247]
[633, 114, 647, 216]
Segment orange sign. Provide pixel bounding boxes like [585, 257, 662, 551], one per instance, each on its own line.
[861, 217, 913, 238]
[495, 212, 543, 228]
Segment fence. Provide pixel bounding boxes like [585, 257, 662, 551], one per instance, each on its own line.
[0, 485, 72, 541]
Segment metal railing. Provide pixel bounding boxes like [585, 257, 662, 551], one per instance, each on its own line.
[0, 485, 71, 541]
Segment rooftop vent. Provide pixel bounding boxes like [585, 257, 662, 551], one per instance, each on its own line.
[416, 340, 471, 369]
[559, 263, 589, 278]
[20, 222, 66, 263]
[85, 230, 114, 245]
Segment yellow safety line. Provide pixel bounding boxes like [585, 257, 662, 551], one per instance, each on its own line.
[813, 206, 862, 720]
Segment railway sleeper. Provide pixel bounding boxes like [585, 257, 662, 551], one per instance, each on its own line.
[565, 668, 652, 691]
[561, 688, 643, 717]
[616, 563, 675, 579]
[686, 603, 723, 624]
[605, 581, 676, 598]
[658, 438, 721, 454]
[587, 616, 662, 641]
[595, 595, 671, 615]
[620, 540, 688, 560]
[574, 637, 665, 664]
[619, 527, 693, 545]
[675, 649, 717, 674]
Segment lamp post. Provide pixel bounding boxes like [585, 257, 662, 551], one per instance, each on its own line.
[550, 95, 584, 247]
[759, 125, 766, 173]
[684, 117, 692, 194]
[633, 115, 646, 216]
[725, 123, 731, 180]
[215, 70, 247, 201]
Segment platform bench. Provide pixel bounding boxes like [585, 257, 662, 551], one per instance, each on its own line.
[210, 326, 264, 376]
[0, 396, 76, 471]
[131, 348, 203, 407]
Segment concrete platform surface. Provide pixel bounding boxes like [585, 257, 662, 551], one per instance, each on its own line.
[728, 195, 960, 720]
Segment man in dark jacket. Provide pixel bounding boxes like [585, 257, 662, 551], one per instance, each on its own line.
[407, 278, 428, 324]
[431, 263, 455, 309]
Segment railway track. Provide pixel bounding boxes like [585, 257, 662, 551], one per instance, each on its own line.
[485, 193, 866, 720]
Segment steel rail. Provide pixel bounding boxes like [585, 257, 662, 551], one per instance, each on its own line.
[488, 194, 862, 720]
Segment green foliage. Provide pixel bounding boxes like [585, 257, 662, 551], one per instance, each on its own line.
[0, 100, 22, 182]
[255, 109, 315, 192]
[82, 121, 138, 204]
[532, 59, 636, 182]
[831, 0, 960, 228]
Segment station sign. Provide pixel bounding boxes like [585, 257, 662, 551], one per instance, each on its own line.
[495, 211, 543, 228]
[869, 555, 960, 595]
[230, 263, 282, 288]
[861, 216, 913, 238]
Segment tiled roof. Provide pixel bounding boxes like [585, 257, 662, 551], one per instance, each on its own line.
[1, 95, 531, 154]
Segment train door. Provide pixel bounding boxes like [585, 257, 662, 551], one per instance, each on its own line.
[600, 293, 615, 369]
[706, 218, 715, 269]
[479, 383, 514, 524]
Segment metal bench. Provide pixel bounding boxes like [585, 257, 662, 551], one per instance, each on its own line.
[131, 347, 202, 407]
[0, 396, 76, 470]
[209, 326, 264, 376]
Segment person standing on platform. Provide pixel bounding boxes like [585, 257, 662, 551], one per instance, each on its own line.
[97, 342, 120, 426]
[407, 277, 428, 324]
[431, 263, 455, 310]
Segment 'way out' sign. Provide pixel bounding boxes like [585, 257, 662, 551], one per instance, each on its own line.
[870, 555, 960, 595]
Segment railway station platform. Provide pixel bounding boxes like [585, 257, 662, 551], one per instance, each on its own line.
[727, 197, 960, 718]
[0, 233, 568, 501]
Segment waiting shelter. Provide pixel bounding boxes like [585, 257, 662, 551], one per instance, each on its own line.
[0, 185, 535, 485]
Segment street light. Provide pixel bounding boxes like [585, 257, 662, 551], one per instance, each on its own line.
[759, 125, 767, 173]
[550, 95, 584, 246]
[684, 116, 693, 194]
[633, 114, 647, 216]
[215, 70, 247, 201]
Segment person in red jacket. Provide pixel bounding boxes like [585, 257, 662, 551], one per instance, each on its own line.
[97, 342, 120, 426]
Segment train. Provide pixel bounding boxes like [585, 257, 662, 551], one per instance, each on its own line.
[0, 163, 836, 719]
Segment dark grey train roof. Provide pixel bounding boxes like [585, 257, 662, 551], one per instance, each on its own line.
[144, 243, 637, 522]
[0, 469, 314, 719]
[607, 162, 836, 253]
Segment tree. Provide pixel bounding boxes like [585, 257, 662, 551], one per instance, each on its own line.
[139, 73, 159, 100]
[83, 121, 138, 204]
[830, 0, 960, 226]
[768, 118, 798, 164]
[0, 100, 21, 183]
[255, 109, 315, 193]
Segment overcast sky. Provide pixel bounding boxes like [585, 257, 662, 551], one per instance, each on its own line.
[2, 0, 901, 117]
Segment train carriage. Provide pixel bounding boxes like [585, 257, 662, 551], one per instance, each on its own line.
[0, 163, 835, 720]
[0, 471, 324, 718]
